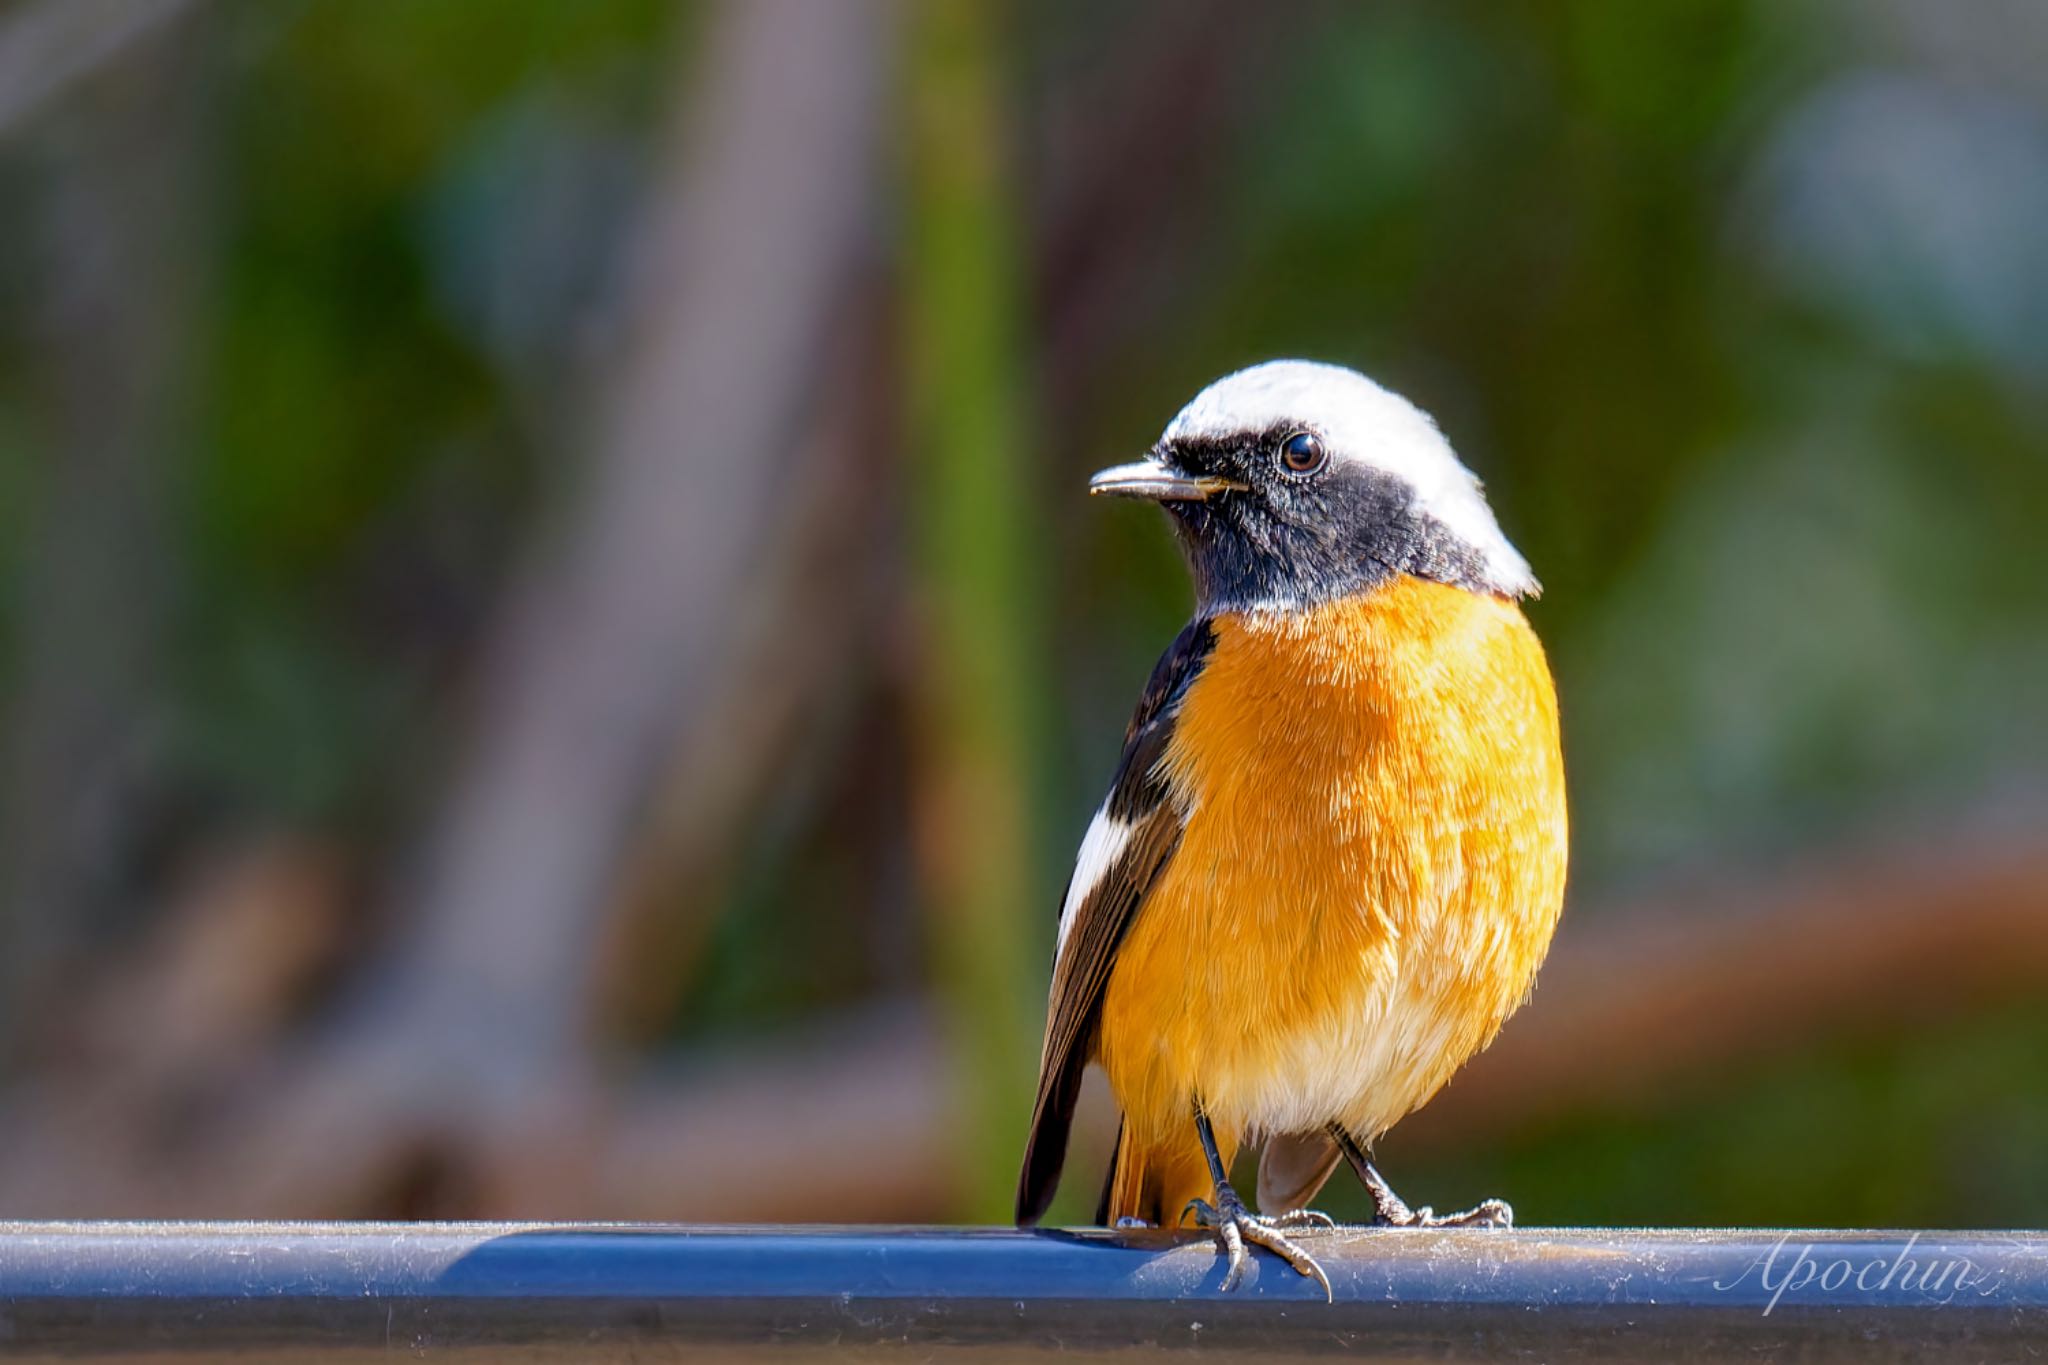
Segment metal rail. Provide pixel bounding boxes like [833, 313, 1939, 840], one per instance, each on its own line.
[0, 1222, 2041, 1360]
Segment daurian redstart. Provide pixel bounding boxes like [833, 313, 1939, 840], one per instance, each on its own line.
[1016, 360, 1568, 1295]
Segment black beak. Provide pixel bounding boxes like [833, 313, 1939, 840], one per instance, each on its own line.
[1088, 456, 1245, 502]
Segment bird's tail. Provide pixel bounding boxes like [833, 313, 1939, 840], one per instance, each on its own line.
[1096, 1115, 1230, 1228]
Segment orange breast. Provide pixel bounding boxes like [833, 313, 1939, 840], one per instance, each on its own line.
[1095, 575, 1568, 1150]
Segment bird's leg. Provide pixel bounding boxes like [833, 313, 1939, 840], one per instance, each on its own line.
[1183, 1105, 1333, 1298]
[1329, 1126, 1512, 1228]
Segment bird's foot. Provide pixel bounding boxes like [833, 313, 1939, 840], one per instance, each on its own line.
[1335, 1130, 1514, 1229]
[1368, 1183, 1513, 1229]
[1185, 1185, 1333, 1298]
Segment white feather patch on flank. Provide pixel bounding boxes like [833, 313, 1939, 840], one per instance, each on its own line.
[1056, 802, 1131, 957]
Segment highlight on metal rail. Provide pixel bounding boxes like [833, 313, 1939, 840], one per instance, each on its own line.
[0, 1222, 2039, 1360]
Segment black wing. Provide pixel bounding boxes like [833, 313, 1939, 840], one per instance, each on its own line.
[1014, 618, 1216, 1225]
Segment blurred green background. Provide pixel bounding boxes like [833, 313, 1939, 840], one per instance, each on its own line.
[0, 0, 2043, 1227]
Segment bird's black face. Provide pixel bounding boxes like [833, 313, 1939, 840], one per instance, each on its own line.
[1099, 422, 1498, 612]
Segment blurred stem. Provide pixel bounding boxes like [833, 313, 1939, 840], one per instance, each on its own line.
[903, 0, 1046, 1221]
[0, 0, 204, 136]
[0, 5, 214, 1051]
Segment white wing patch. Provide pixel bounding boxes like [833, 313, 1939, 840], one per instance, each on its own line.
[1055, 801, 1132, 957]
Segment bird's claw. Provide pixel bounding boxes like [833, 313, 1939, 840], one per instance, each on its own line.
[1184, 1191, 1334, 1299]
[1346, 1141, 1514, 1231]
[1372, 1191, 1513, 1229]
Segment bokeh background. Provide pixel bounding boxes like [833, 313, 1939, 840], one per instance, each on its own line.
[0, 0, 2044, 1228]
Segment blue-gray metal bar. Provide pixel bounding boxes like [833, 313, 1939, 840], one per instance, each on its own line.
[0, 1223, 2041, 1360]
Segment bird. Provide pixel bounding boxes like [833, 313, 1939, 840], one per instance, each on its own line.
[1014, 359, 1568, 1296]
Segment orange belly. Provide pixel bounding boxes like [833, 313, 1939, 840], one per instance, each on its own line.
[1095, 575, 1568, 1158]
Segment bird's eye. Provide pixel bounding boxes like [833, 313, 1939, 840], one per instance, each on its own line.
[1278, 430, 1326, 475]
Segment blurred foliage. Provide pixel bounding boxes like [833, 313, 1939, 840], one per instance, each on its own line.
[1386, 998, 2048, 1229]
[904, 0, 1050, 1219]
[0, 0, 2044, 1223]
[132, 3, 662, 836]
